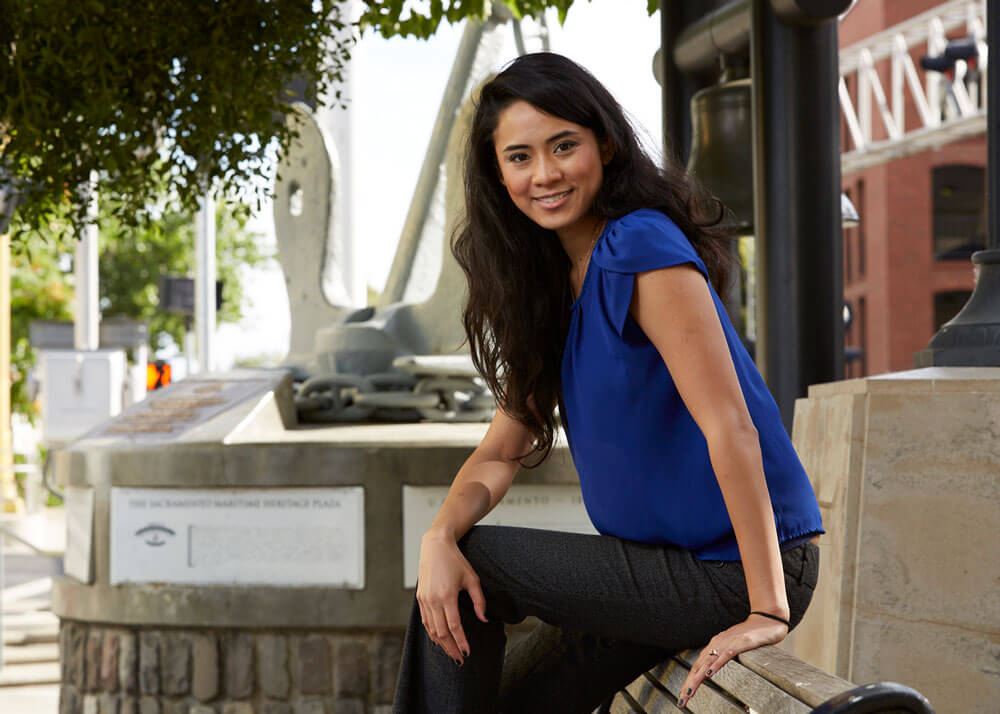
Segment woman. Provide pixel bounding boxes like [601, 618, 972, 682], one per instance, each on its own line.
[393, 52, 824, 713]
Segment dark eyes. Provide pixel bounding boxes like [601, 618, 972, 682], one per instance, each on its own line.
[506, 141, 578, 164]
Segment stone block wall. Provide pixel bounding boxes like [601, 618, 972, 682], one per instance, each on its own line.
[58, 621, 405, 714]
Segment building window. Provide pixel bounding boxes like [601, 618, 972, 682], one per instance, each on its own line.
[856, 179, 865, 277]
[857, 296, 866, 377]
[844, 188, 853, 282]
[932, 165, 986, 260]
[845, 297, 867, 379]
[934, 291, 972, 331]
[844, 299, 857, 379]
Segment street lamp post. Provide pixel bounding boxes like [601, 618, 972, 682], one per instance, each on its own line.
[750, 0, 847, 431]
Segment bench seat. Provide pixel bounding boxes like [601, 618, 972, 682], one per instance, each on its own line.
[612, 644, 934, 714]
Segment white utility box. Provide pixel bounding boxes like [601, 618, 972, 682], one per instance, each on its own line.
[39, 349, 127, 445]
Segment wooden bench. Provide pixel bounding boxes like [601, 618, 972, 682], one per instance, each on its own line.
[611, 644, 935, 714]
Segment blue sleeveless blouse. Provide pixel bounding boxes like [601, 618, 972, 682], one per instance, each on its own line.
[560, 209, 824, 561]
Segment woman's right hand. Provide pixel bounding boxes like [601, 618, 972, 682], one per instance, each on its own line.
[416, 530, 489, 665]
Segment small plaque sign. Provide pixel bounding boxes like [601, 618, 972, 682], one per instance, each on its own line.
[110, 487, 365, 587]
[402, 485, 597, 588]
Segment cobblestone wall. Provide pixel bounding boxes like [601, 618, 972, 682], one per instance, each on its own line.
[58, 620, 405, 714]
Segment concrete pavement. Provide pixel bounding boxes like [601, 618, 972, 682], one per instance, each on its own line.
[1, 543, 62, 713]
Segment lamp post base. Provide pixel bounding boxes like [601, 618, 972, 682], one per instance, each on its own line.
[915, 249, 1000, 367]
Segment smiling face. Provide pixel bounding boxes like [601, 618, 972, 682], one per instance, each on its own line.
[493, 100, 611, 241]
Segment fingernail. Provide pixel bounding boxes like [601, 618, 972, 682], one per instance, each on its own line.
[686, 688, 692, 695]
[677, 698, 685, 708]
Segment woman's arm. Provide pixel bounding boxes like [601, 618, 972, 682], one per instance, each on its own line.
[417, 406, 535, 664]
[630, 264, 791, 706]
[424, 406, 534, 540]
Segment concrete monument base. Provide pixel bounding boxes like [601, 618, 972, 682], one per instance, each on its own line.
[51, 371, 586, 714]
[785, 367, 1000, 714]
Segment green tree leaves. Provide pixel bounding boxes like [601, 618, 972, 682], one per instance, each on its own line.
[9, 197, 270, 420]
[1, 0, 659, 247]
[358, 1, 578, 38]
[1, 0, 352, 245]
[98, 197, 270, 356]
[356, 1, 659, 38]
[9, 233, 74, 421]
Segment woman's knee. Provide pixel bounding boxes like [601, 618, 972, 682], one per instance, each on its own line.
[787, 544, 819, 630]
[456, 524, 509, 569]
[456, 526, 528, 624]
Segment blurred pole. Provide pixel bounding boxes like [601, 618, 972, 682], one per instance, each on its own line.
[1, 227, 19, 513]
[1, 184, 23, 513]
[184, 326, 195, 378]
[750, 1, 844, 431]
[195, 193, 216, 374]
[74, 171, 100, 351]
[660, 1, 687, 164]
[989, 0, 998, 250]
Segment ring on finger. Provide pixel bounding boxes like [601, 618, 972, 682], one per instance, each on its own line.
[708, 648, 720, 656]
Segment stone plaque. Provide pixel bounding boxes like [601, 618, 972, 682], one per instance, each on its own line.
[402, 485, 597, 588]
[65, 487, 95, 583]
[89, 378, 272, 441]
[110, 488, 365, 587]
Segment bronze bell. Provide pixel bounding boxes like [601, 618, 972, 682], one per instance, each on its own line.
[686, 79, 754, 234]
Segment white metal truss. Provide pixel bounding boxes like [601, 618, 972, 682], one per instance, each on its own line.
[839, 0, 988, 175]
[512, 13, 551, 56]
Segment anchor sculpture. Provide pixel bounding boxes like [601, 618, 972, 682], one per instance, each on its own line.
[273, 5, 548, 423]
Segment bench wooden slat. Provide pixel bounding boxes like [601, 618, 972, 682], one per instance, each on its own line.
[645, 659, 745, 714]
[738, 645, 854, 708]
[611, 688, 646, 714]
[623, 676, 684, 714]
[677, 650, 811, 714]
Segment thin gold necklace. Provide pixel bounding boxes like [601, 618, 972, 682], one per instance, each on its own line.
[572, 218, 606, 297]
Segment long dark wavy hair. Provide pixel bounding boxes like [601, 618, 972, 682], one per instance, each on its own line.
[452, 52, 733, 466]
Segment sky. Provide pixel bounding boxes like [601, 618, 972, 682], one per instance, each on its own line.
[212, 0, 664, 370]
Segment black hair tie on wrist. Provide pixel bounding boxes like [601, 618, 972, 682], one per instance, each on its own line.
[750, 611, 790, 628]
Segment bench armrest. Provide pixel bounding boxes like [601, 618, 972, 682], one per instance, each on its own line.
[810, 682, 935, 714]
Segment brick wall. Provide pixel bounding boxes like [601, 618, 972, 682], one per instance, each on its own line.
[843, 136, 984, 376]
[840, 2, 985, 377]
[58, 621, 404, 714]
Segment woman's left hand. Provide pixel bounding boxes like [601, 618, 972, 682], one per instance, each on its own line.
[676, 613, 789, 709]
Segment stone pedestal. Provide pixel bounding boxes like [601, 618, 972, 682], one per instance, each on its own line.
[52, 371, 584, 714]
[786, 367, 1000, 714]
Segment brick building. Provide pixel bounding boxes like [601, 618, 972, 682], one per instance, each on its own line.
[839, 0, 986, 377]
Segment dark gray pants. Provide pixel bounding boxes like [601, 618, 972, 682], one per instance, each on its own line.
[393, 525, 819, 714]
